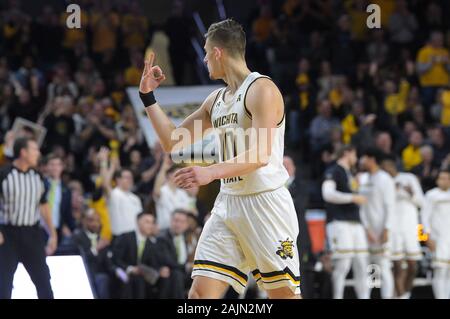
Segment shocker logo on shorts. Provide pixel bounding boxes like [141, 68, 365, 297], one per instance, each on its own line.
[276, 238, 294, 260]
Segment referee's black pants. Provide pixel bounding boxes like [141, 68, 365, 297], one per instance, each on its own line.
[0, 224, 53, 299]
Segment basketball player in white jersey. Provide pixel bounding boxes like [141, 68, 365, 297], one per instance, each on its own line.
[380, 156, 424, 299]
[422, 170, 450, 299]
[138, 19, 300, 299]
[358, 148, 395, 299]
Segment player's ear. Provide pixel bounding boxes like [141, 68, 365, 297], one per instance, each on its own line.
[213, 47, 222, 60]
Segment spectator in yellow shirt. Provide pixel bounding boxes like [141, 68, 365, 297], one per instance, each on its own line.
[0, 131, 14, 165]
[88, 195, 112, 243]
[296, 58, 310, 111]
[439, 90, 450, 126]
[383, 79, 410, 123]
[341, 100, 367, 145]
[60, 9, 89, 49]
[252, 5, 275, 43]
[348, 0, 369, 42]
[431, 89, 450, 127]
[124, 51, 144, 86]
[0, 144, 6, 166]
[290, 58, 311, 146]
[416, 31, 450, 108]
[90, 7, 120, 55]
[372, 0, 396, 27]
[402, 130, 424, 171]
[122, 2, 148, 51]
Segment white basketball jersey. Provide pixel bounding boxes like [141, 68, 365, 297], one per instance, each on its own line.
[210, 72, 289, 195]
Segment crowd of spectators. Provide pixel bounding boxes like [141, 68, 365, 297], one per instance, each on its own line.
[0, 0, 450, 298]
[242, 0, 450, 205]
[0, 0, 206, 299]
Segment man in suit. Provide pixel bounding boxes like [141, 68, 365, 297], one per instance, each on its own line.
[158, 209, 190, 298]
[44, 154, 75, 245]
[71, 209, 111, 299]
[111, 212, 171, 299]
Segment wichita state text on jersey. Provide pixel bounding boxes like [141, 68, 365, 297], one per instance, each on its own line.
[210, 72, 289, 195]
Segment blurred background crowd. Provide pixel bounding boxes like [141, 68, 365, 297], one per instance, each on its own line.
[0, 0, 449, 298]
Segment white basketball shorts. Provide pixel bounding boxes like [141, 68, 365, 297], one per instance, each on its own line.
[326, 220, 369, 259]
[191, 186, 301, 295]
[390, 229, 422, 261]
[432, 237, 450, 269]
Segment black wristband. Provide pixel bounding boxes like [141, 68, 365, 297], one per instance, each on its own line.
[139, 91, 156, 107]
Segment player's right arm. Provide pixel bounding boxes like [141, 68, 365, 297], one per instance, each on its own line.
[321, 169, 367, 205]
[421, 192, 433, 236]
[409, 174, 425, 208]
[422, 192, 436, 251]
[139, 53, 215, 153]
[380, 174, 396, 244]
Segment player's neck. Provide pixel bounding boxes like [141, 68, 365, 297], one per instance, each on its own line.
[337, 159, 349, 170]
[13, 159, 31, 172]
[222, 60, 251, 95]
[369, 166, 379, 175]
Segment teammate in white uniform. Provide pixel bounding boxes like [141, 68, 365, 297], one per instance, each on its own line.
[358, 148, 396, 299]
[422, 170, 450, 299]
[138, 19, 300, 299]
[381, 156, 424, 299]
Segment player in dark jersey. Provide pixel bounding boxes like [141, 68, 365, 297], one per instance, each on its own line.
[322, 145, 369, 299]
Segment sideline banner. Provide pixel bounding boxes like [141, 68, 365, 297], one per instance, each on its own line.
[127, 86, 222, 162]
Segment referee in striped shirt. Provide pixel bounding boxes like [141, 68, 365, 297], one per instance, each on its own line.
[0, 137, 57, 299]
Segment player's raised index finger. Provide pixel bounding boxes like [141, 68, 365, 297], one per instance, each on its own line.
[147, 52, 155, 67]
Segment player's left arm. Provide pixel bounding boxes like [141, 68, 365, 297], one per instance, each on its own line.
[173, 78, 283, 189]
[410, 175, 425, 208]
[421, 193, 433, 235]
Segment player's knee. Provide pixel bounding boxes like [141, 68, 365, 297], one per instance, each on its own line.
[267, 286, 299, 299]
[188, 279, 210, 299]
[188, 287, 201, 299]
[393, 260, 403, 271]
[406, 260, 417, 272]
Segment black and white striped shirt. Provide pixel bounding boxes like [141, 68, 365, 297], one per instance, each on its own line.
[0, 164, 48, 226]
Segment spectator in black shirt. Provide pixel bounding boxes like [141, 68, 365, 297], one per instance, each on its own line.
[8, 90, 41, 123]
[165, 1, 193, 85]
[31, 5, 63, 67]
[78, 101, 116, 150]
[72, 209, 111, 299]
[330, 15, 355, 76]
[428, 126, 449, 165]
[412, 145, 440, 192]
[42, 95, 75, 153]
